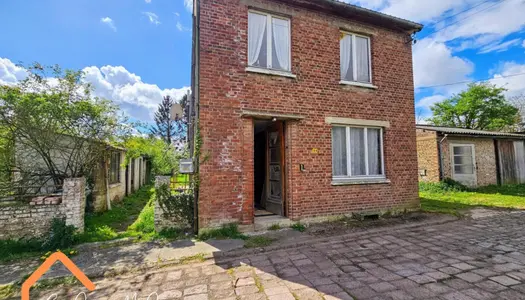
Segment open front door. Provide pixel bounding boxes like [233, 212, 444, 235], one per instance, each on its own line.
[266, 122, 285, 216]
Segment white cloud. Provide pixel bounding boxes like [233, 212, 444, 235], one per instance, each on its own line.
[145, 0, 151, 3]
[0, 57, 188, 122]
[523, 40, 525, 48]
[82, 65, 188, 121]
[184, 0, 193, 13]
[413, 38, 474, 89]
[100, 17, 117, 32]
[176, 21, 190, 32]
[491, 62, 525, 97]
[142, 12, 161, 25]
[0, 58, 27, 86]
[478, 38, 522, 54]
[416, 95, 447, 109]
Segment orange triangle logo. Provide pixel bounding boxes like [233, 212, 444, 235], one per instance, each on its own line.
[21, 252, 96, 300]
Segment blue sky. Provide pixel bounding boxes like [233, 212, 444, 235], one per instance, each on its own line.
[1, 0, 524, 123]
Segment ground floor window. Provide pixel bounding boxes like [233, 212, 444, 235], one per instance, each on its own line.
[109, 152, 121, 184]
[332, 126, 384, 178]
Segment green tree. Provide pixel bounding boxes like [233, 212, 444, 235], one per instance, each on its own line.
[428, 83, 520, 131]
[0, 63, 125, 189]
[123, 136, 183, 176]
[150, 96, 176, 144]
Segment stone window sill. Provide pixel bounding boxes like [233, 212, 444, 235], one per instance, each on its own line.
[332, 178, 390, 186]
[339, 80, 378, 90]
[246, 67, 297, 79]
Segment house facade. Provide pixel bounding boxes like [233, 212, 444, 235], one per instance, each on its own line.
[189, 0, 423, 230]
[416, 125, 525, 187]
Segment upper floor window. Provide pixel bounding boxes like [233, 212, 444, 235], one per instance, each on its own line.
[340, 32, 371, 83]
[248, 11, 291, 72]
[332, 126, 384, 178]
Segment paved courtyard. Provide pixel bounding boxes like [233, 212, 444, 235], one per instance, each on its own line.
[35, 211, 525, 300]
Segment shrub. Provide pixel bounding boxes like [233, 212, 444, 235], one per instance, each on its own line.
[291, 223, 306, 232]
[42, 218, 77, 251]
[419, 178, 468, 193]
[156, 183, 194, 227]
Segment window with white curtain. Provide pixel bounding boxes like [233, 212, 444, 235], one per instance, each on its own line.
[332, 126, 384, 178]
[248, 11, 290, 72]
[340, 32, 371, 83]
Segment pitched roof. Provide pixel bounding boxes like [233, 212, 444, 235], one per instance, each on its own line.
[416, 124, 525, 138]
[287, 0, 423, 32]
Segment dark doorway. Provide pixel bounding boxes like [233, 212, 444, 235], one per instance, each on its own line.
[254, 120, 286, 217]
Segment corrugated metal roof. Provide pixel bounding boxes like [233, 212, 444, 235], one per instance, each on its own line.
[416, 125, 525, 138]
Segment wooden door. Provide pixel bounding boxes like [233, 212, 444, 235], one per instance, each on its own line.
[266, 122, 285, 216]
[499, 140, 517, 185]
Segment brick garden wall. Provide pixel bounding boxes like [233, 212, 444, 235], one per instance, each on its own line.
[416, 129, 440, 182]
[0, 177, 86, 240]
[197, 0, 420, 228]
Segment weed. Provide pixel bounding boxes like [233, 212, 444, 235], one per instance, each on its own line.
[244, 236, 273, 248]
[291, 223, 306, 232]
[0, 284, 16, 299]
[419, 178, 468, 193]
[179, 253, 206, 264]
[157, 227, 185, 240]
[0, 238, 43, 263]
[42, 218, 77, 251]
[267, 224, 281, 231]
[197, 224, 246, 240]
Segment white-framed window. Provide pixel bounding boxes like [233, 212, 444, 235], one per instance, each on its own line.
[340, 32, 372, 83]
[331, 126, 384, 178]
[248, 11, 291, 72]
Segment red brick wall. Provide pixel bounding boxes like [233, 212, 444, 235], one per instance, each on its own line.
[197, 0, 420, 228]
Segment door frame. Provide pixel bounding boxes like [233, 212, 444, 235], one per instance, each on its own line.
[260, 120, 286, 217]
[449, 143, 477, 186]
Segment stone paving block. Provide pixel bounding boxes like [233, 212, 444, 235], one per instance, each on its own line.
[497, 289, 525, 300]
[238, 293, 266, 300]
[439, 267, 463, 275]
[461, 288, 494, 300]
[158, 290, 183, 299]
[267, 293, 296, 300]
[316, 283, 343, 294]
[425, 271, 450, 281]
[293, 288, 323, 300]
[183, 294, 208, 300]
[441, 291, 475, 300]
[323, 292, 354, 300]
[235, 277, 255, 287]
[235, 285, 259, 296]
[405, 286, 437, 298]
[455, 272, 484, 283]
[407, 274, 436, 284]
[452, 263, 476, 271]
[368, 281, 396, 293]
[489, 275, 521, 286]
[183, 285, 207, 296]
[424, 282, 453, 294]
[442, 278, 474, 290]
[346, 286, 378, 299]
[475, 280, 508, 292]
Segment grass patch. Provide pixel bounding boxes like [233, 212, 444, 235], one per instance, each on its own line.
[290, 223, 306, 232]
[0, 284, 17, 299]
[197, 224, 246, 241]
[267, 224, 281, 231]
[244, 236, 274, 248]
[0, 238, 43, 263]
[77, 185, 164, 243]
[420, 183, 525, 215]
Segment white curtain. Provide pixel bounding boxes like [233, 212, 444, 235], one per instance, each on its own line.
[332, 127, 347, 176]
[367, 128, 381, 175]
[356, 36, 370, 82]
[350, 128, 366, 175]
[340, 35, 352, 81]
[272, 18, 290, 71]
[248, 13, 267, 66]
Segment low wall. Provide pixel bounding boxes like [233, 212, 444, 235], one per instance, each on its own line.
[0, 177, 86, 240]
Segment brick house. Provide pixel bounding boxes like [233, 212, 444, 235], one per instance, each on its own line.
[416, 125, 525, 187]
[188, 0, 423, 230]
